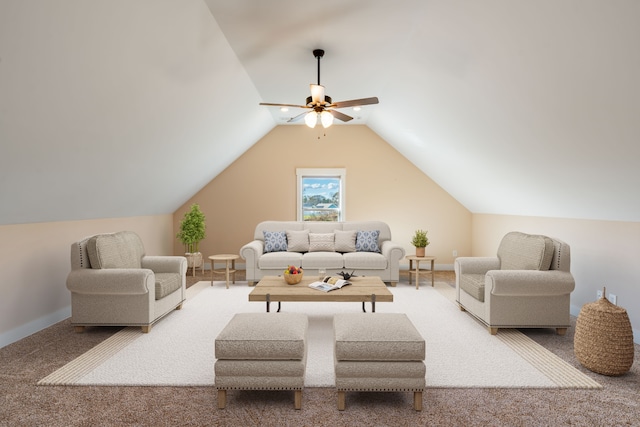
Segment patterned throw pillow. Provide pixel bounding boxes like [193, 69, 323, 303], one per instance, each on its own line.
[334, 229, 357, 253]
[286, 230, 310, 252]
[263, 231, 287, 253]
[355, 230, 381, 253]
[309, 233, 335, 252]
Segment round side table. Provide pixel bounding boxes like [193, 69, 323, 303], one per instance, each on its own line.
[209, 254, 239, 289]
[405, 255, 436, 289]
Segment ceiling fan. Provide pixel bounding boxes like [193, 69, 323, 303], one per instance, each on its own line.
[259, 49, 379, 128]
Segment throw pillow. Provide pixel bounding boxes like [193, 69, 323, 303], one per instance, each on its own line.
[263, 230, 287, 253]
[334, 229, 357, 253]
[309, 233, 335, 252]
[286, 229, 310, 252]
[355, 230, 381, 253]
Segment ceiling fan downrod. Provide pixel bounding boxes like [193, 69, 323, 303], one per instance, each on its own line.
[313, 49, 324, 85]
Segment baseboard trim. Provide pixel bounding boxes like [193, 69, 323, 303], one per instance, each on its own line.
[0, 306, 71, 349]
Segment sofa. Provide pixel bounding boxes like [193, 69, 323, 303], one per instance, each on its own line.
[455, 231, 575, 335]
[240, 220, 405, 286]
[66, 231, 187, 333]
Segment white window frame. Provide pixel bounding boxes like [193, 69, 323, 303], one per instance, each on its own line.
[296, 168, 346, 222]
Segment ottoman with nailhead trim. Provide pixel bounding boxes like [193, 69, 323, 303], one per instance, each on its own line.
[333, 313, 426, 411]
[215, 313, 308, 410]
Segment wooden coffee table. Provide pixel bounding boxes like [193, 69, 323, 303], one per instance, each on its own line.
[249, 275, 393, 313]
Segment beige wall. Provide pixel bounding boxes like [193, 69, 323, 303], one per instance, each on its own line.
[174, 125, 472, 268]
[472, 214, 640, 338]
[0, 215, 174, 348]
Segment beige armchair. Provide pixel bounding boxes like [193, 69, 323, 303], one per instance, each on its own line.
[455, 231, 575, 335]
[66, 231, 187, 333]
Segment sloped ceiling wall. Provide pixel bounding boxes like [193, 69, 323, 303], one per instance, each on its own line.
[1, 0, 639, 225]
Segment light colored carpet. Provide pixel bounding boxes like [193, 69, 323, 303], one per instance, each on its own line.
[39, 281, 600, 389]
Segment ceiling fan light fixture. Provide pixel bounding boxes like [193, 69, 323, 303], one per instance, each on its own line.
[304, 111, 318, 128]
[310, 84, 325, 105]
[320, 110, 333, 128]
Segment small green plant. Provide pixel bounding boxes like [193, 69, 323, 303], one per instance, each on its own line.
[176, 203, 206, 253]
[411, 229, 430, 248]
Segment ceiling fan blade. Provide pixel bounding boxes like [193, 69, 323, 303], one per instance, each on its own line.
[259, 102, 309, 109]
[331, 97, 379, 109]
[329, 109, 353, 122]
[287, 111, 309, 123]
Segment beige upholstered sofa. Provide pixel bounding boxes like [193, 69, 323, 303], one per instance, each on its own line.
[455, 231, 575, 335]
[240, 220, 405, 286]
[66, 231, 187, 333]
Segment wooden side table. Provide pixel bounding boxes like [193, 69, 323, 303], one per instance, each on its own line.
[406, 255, 436, 289]
[209, 254, 239, 289]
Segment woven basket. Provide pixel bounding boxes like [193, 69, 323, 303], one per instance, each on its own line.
[574, 292, 634, 376]
[284, 271, 303, 285]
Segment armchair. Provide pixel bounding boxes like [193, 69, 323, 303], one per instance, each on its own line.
[66, 231, 187, 333]
[455, 231, 575, 335]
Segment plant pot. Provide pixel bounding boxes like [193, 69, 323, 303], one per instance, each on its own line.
[185, 252, 203, 268]
[415, 247, 426, 257]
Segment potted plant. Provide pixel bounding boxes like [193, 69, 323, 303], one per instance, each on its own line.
[176, 203, 206, 269]
[411, 229, 430, 257]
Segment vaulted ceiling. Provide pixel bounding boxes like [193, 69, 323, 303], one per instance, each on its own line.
[1, 1, 639, 225]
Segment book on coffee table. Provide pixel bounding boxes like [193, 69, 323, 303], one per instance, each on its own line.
[308, 276, 352, 292]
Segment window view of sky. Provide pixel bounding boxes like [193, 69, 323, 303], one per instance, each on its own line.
[302, 177, 340, 200]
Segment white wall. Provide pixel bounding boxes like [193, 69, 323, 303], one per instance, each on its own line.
[0, 215, 174, 348]
[472, 214, 640, 343]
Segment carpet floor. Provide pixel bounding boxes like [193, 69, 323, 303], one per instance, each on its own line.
[1, 270, 639, 426]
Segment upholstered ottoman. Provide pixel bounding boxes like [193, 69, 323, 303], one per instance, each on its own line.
[333, 313, 426, 411]
[214, 313, 308, 410]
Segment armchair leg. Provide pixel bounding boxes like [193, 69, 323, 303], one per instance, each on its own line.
[74, 326, 85, 333]
[141, 324, 152, 333]
[390, 282, 397, 287]
[175, 303, 183, 310]
[556, 327, 568, 336]
[458, 305, 466, 312]
[489, 327, 498, 335]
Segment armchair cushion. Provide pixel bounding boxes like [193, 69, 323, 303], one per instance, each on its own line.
[497, 231, 554, 271]
[155, 273, 182, 300]
[459, 274, 485, 302]
[86, 231, 144, 269]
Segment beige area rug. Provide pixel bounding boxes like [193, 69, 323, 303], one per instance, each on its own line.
[39, 281, 601, 389]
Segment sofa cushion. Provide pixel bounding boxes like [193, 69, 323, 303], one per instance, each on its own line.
[309, 233, 335, 252]
[86, 231, 144, 269]
[355, 230, 381, 253]
[286, 229, 310, 252]
[259, 252, 303, 269]
[334, 229, 357, 253]
[263, 231, 288, 253]
[301, 252, 345, 269]
[498, 232, 554, 271]
[343, 252, 388, 269]
[155, 272, 182, 300]
[459, 273, 485, 302]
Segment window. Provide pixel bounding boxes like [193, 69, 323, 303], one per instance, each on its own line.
[296, 168, 346, 221]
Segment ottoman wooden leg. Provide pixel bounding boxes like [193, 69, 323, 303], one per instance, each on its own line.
[337, 391, 346, 411]
[414, 391, 423, 411]
[217, 389, 226, 409]
[294, 390, 302, 410]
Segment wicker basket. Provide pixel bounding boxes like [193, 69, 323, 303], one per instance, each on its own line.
[284, 271, 303, 285]
[574, 290, 634, 376]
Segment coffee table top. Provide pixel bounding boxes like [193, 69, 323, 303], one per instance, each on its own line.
[249, 275, 393, 303]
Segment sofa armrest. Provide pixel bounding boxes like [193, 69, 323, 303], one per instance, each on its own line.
[455, 257, 500, 276]
[380, 240, 405, 262]
[142, 256, 187, 275]
[66, 268, 154, 295]
[240, 240, 264, 266]
[486, 270, 576, 296]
